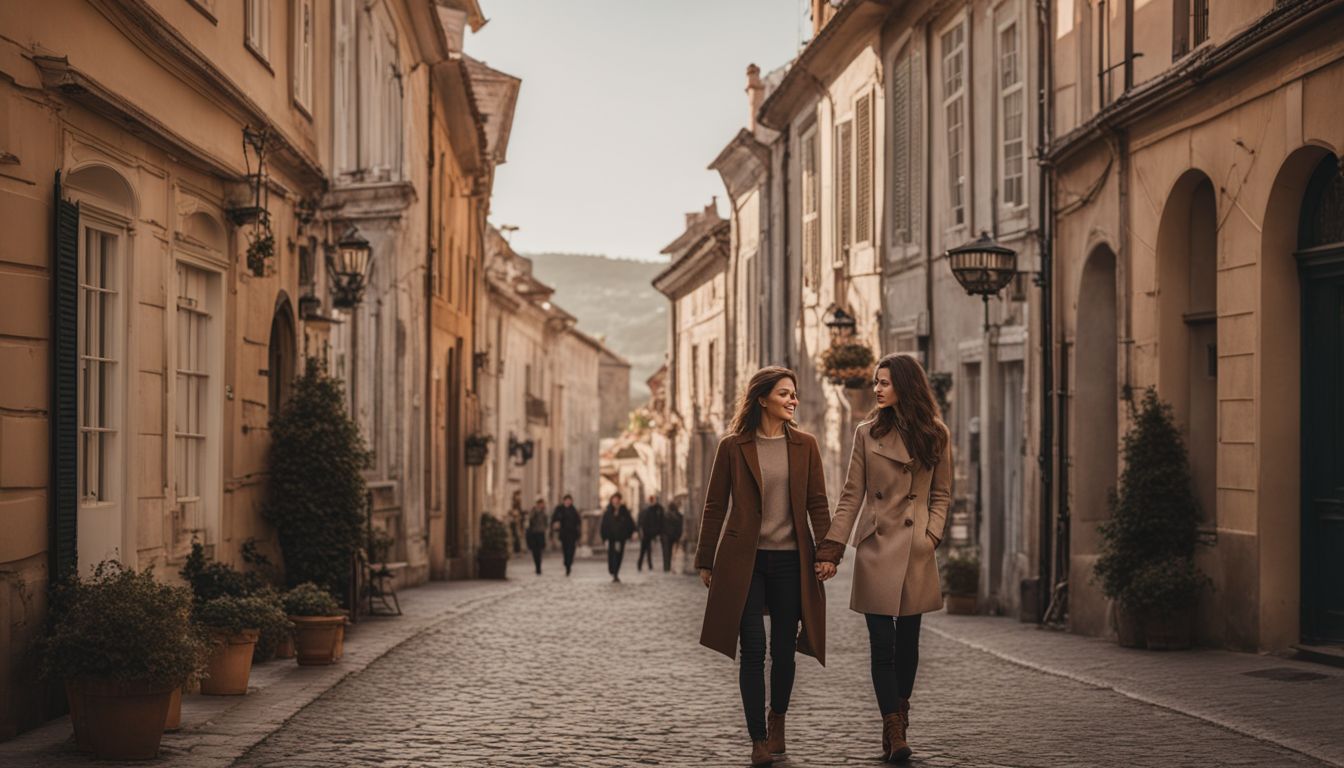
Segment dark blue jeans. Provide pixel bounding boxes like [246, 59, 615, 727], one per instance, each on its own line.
[739, 549, 801, 741]
[864, 612, 923, 715]
[606, 539, 626, 575]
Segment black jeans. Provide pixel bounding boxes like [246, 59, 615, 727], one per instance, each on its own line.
[526, 532, 546, 574]
[739, 549, 802, 742]
[606, 539, 626, 576]
[560, 538, 577, 574]
[637, 536, 656, 570]
[660, 537, 676, 572]
[864, 613, 923, 715]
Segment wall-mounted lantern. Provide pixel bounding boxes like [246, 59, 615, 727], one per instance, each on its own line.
[946, 232, 1018, 299]
[465, 434, 492, 466]
[328, 225, 372, 309]
[823, 305, 857, 342]
[507, 434, 534, 466]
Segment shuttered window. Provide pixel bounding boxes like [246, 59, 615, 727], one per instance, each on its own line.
[53, 175, 80, 577]
[835, 119, 853, 261]
[801, 125, 820, 289]
[855, 93, 873, 245]
[890, 48, 922, 246]
[942, 24, 967, 227]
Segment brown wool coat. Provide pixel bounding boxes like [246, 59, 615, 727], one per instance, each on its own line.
[820, 419, 953, 617]
[695, 426, 831, 665]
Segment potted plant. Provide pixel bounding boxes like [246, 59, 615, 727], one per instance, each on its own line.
[40, 561, 205, 760]
[1093, 388, 1206, 649]
[246, 225, 274, 277]
[478, 513, 510, 579]
[194, 595, 290, 695]
[940, 550, 979, 615]
[180, 542, 289, 663]
[819, 340, 875, 388]
[266, 359, 370, 603]
[283, 583, 347, 666]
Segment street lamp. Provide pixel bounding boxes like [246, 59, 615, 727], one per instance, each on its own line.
[946, 231, 1018, 327]
[823, 306, 857, 342]
[329, 225, 372, 309]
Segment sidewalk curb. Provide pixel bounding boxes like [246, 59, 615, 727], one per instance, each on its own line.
[926, 624, 1344, 768]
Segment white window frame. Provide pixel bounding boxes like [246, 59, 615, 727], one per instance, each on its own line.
[77, 217, 126, 510]
[998, 16, 1027, 213]
[169, 255, 225, 554]
[292, 0, 314, 114]
[941, 19, 967, 230]
[246, 0, 271, 64]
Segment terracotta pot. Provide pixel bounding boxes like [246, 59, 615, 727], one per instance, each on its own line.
[81, 678, 174, 760]
[944, 593, 977, 615]
[274, 633, 295, 660]
[478, 555, 508, 580]
[1144, 610, 1193, 650]
[1114, 605, 1145, 648]
[290, 615, 346, 666]
[200, 629, 260, 695]
[65, 679, 91, 751]
[164, 686, 183, 731]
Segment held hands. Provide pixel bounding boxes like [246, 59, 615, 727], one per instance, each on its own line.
[699, 568, 712, 588]
[814, 561, 837, 581]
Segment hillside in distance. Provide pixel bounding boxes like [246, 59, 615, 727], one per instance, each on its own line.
[525, 252, 668, 402]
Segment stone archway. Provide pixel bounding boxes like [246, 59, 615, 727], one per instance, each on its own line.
[1069, 244, 1118, 637]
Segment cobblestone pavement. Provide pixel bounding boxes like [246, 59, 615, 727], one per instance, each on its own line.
[236, 555, 1335, 768]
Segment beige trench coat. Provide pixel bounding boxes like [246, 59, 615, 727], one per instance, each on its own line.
[821, 419, 953, 617]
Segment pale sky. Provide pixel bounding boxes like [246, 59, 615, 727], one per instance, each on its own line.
[467, 0, 807, 261]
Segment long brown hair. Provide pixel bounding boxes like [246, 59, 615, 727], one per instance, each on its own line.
[869, 353, 948, 470]
[729, 366, 798, 435]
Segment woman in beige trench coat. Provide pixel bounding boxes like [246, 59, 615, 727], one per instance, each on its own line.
[815, 353, 952, 763]
[696, 366, 832, 767]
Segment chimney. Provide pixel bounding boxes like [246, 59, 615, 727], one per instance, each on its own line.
[746, 64, 764, 131]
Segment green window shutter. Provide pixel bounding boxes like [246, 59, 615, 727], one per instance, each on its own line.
[51, 171, 79, 579]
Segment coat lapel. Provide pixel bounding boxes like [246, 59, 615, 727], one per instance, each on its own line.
[735, 432, 764, 494]
[871, 430, 915, 468]
[785, 425, 807, 529]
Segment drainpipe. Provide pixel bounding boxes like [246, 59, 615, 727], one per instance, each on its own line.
[1035, 0, 1055, 623]
[780, 125, 792, 369]
[426, 69, 437, 557]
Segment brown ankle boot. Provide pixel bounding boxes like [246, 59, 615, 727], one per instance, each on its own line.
[750, 739, 774, 766]
[882, 699, 912, 762]
[766, 708, 786, 754]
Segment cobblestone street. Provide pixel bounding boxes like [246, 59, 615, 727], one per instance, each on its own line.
[233, 554, 1338, 768]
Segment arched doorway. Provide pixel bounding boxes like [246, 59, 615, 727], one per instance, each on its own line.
[1156, 171, 1218, 527]
[1297, 153, 1344, 643]
[1070, 245, 1118, 636]
[268, 298, 296, 418]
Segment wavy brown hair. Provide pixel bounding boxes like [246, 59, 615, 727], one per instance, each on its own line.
[869, 353, 948, 470]
[729, 366, 798, 435]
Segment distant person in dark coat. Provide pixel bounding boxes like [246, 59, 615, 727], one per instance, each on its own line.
[636, 495, 664, 572]
[661, 502, 684, 573]
[525, 498, 549, 575]
[599, 493, 636, 582]
[550, 493, 583, 576]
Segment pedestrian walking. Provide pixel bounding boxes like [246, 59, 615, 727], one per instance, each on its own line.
[550, 493, 583, 576]
[661, 502, 683, 573]
[599, 493, 635, 582]
[814, 353, 952, 763]
[636, 495, 664, 572]
[695, 366, 832, 767]
[508, 491, 524, 555]
[525, 498, 549, 575]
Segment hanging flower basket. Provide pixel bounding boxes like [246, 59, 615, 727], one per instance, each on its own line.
[246, 228, 275, 278]
[820, 341, 875, 389]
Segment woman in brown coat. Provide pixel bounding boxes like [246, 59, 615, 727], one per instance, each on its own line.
[815, 353, 952, 763]
[695, 366, 832, 767]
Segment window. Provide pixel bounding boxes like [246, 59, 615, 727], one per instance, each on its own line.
[942, 23, 967, 227]
[890, 48, 922, 246]
[292, 0, 314, 111]
[834, 119, 853, 260]
[691, 344, 700, 411]
[334, 1, 404, 181]
[246, 0, 270, 63]
[999, 21, 1026, 209]
[707, 340, 717, 409]
[79, 226, 120, 504]
[174, 262, 220, 549]
[1173, 0, 1209, 58]
[855, 92, 874, 245]
[801, 125, 820, 288]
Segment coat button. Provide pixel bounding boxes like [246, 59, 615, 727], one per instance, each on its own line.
[907, 493, 917, 500]
[904, 518, 914, 527]
[874, 491, 883, 500]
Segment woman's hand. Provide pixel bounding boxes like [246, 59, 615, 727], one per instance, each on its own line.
[814, 561, 837, 581]
[699, 568, 712, 588]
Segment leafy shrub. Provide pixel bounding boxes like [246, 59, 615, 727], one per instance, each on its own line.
[1122, 556, 1208, 615]
[180, 541, 266, 603]
[479, 514, 509, 557]
[941, 550, 980, 595]
[40, 561, 206, 687]
[265, 358, 370, 602]
[195, 595, 291, 639]
[283, 583, 342, 617]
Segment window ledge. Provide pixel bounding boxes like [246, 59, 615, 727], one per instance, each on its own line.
[187, 0, 218, 25]
[245, 41, 274, 75]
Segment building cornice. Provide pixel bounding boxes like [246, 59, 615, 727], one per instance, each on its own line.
[709, 129, 771, 201]
[652, 222, 730, 298]
[1047, 0, 1344, 166]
